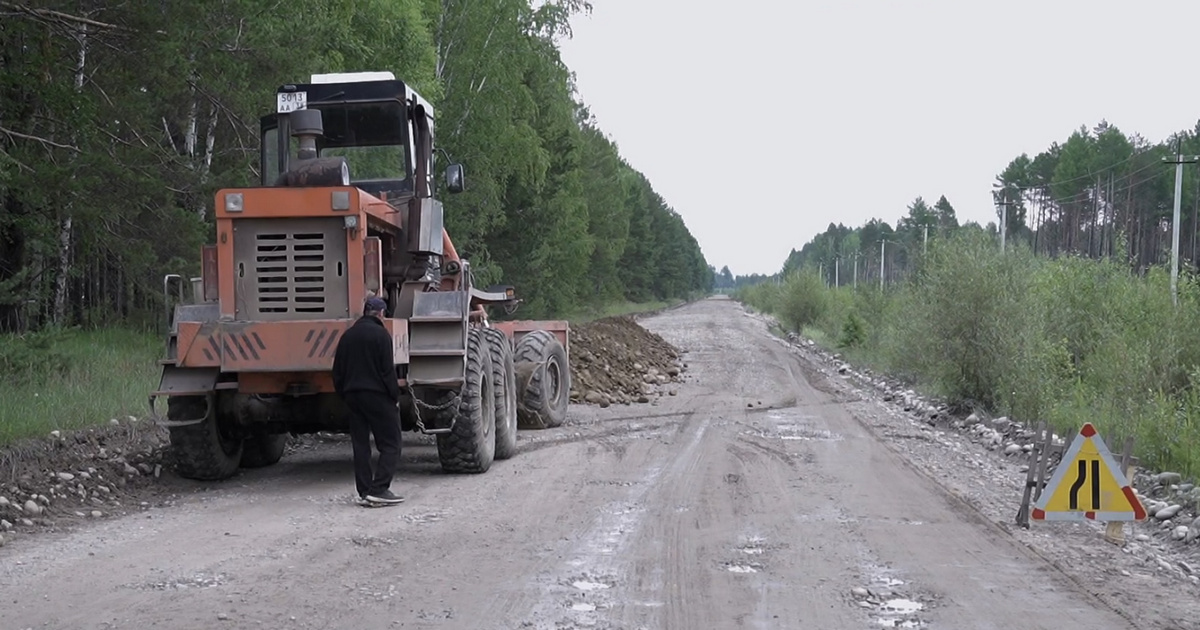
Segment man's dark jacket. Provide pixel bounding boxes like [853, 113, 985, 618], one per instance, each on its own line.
[332, 315, 401, 402]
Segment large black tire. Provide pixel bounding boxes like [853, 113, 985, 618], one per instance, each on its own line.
[483, 327, 519, 460]
[436, 328, 496, 473]
[514, 330, 569, 429]
[167, 395, 243, 481]
[239, 433, 288, 469]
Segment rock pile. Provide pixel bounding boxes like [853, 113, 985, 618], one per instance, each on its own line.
[0, 420, 169, 534]
[783, 324, 1200, 559]
[568, 315, 685, 407]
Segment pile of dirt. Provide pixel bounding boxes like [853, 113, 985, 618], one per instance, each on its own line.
[568, 315, 685, 407]
[0, 420, 175, 541]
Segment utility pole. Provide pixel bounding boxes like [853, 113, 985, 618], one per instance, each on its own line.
[996, 191, 1015, 253]
[923, 225, 929, 257]
[880, 239, 886, 290]
[835, 257, 839, 288]
[1164, 143, 1199, 307]
[853, 254, 858, 289]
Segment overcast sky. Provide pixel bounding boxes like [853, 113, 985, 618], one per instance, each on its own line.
[557, 0, 1200, 276]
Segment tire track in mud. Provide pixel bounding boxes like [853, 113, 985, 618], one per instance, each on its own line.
[480, 410, 703, 629]
[521, 409, 709, 630]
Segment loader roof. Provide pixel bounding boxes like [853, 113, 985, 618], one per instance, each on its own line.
[277, 78, 433, 117]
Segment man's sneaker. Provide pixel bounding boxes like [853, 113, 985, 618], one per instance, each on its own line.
[364, 490, 404, 506]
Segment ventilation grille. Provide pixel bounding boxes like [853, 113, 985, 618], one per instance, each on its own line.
[255, 232, 331, 314]
[234, 219, 349, 321]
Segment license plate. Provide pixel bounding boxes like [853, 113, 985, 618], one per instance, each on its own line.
[277, 91, 307, 113]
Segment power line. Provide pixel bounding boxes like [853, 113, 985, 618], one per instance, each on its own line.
[997, 149, 1163, 193]
[1006, 159, 1166, 209]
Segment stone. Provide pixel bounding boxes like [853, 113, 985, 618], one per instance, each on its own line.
[1155, 504, 1183, 520]
[1173, 525, 1189, 540]
[0, 519, 11, 531]
[584, 391, 605, 404]
[1004, 444, 1022, 456]
[56, 472, 75, 482]
[667, 367, 680, 377]
[49, 430, 61, 439]
[90, 511, 102, 518]
[851, 587, 869, 598]
[96, 485, 111, 494]
[1157, 472, 1183, 485]
[1187, 517, 1200, 543]
[20, 518, 33, 527]
[637, 395, 650, 404]
[217, 613, 230, 621]
[0, 496, 8, 507]
[23, 500, 41, 516]
[123, 464, 139, 477]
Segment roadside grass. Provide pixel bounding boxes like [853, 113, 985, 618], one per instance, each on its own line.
[736, 232, 1200, 478]
[0, 328, 162, 447]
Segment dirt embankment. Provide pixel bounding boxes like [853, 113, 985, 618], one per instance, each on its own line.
[0, 421, 172, 543]
[567, 315, 686, 407]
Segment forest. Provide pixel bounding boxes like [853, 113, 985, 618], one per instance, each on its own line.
[773, 120, 1200, 288]
[0, 0, 713, 333]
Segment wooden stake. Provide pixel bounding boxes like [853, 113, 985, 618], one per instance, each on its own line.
[1015, 421, 1045, 528]
[1104, 436, 1136, 545]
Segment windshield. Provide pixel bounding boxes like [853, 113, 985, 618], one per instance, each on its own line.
[260, 100, 413, 187]
[321, 145, 407, 181]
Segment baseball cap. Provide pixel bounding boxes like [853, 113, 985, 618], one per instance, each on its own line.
[365, 297, 387, 314]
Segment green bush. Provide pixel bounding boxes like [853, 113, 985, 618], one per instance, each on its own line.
[778, 271, 827, 334]
[838, 311, 867, 349]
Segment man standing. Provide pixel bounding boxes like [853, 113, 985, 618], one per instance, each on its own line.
[332, 296, 404, 506]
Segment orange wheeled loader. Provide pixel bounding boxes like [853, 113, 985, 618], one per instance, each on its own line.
[150, 71, 570, 480]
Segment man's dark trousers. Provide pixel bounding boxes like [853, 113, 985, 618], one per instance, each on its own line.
[343, 391, 401, 498]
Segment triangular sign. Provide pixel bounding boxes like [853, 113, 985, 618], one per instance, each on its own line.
[1032, 423, 1146, 522]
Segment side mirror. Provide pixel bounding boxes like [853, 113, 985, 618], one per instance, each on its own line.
[446, 163, 465, 194]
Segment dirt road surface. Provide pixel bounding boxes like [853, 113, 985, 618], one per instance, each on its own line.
[1, 297, 1191, 629]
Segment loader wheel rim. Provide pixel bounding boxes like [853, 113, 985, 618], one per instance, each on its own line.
[483, 368, 494, 439]
[547, 357, 562, 404]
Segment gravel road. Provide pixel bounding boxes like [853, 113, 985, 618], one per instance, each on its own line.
[0, 297, 1181, 629]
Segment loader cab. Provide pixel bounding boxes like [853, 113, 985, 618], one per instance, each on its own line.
[259, 72, 456, 201]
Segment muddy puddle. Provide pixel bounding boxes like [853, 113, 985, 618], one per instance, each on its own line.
[741, 410, 844, 442]
[853, 562, 931, 628]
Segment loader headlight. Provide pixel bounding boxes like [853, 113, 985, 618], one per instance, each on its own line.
[225, 192, 244, 213]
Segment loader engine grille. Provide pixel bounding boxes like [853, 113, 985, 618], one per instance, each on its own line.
[232, 218, 349, 321]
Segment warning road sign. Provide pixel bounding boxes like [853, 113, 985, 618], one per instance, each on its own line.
[1032, 423, 1146, 522]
